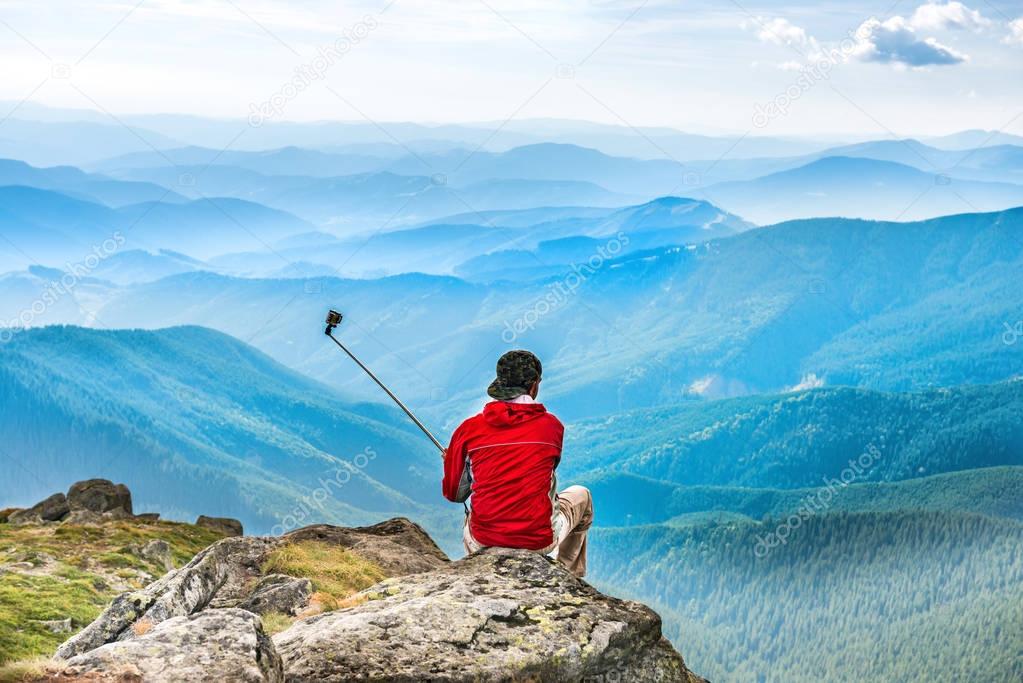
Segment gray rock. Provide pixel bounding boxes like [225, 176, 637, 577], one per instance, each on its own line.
[67, 479, 133, 516]
[56, 519, 449, 660]
[54, 519, 704, 682]
[8, 493, 70, 524]
[284, 517, 449, 575]
[0, 507, 21, 523]
[56, 536, 280, 659]
[239, 574, 313, 616]
[273, 547, 705, 683]
[62, 509, 105, 525]
[61, 608, 283, 682]
[135, 512, 161, 522]
[35, 618, 73, 634]
[141, 539, 174, 571]
[196, 514, 244, 537]
[57, 590, 156, 658]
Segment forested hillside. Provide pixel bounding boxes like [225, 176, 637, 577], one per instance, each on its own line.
[563, 381, 1023, 486]
[0, 326, 459, 551]
[590, 511, 1023, 683]
[567, 382, 1023, 682]
[580, 466, 1023, 526]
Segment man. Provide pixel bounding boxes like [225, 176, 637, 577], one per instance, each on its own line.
[442, 350, 593, 577]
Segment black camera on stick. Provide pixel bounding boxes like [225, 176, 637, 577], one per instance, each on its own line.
[325, 309, 343, 335]
[322, 308, 445, 456]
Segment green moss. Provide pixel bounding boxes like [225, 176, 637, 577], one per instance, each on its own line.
[96, 551, 143, 570]
[259, 611, 295, 636]
[0, 520, 226, 665]
[0, 571, 106, 663]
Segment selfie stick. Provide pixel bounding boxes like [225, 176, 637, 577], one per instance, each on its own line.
[324, 310, 445, 457]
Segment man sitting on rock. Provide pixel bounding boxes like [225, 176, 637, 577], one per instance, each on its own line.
[442, 350, 593, 577]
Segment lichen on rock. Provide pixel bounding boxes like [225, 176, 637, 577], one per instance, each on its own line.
[273, 546, 702, 682]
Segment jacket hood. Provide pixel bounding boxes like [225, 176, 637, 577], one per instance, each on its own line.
[482, 400, 548, 428]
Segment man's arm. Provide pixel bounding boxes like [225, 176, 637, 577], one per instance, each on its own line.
[550, 414, 565, 469]
[442, 422, 472, 502]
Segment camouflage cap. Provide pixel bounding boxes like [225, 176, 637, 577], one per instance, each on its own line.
[487, 350, 542, 400]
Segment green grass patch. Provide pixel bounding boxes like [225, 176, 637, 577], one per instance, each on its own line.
[0, 520, 226, 665]
[259, 611, 295, 636]
[0, 655, 59, 683]
[0, 571, 107, 664]
[261, 541, 386, 607]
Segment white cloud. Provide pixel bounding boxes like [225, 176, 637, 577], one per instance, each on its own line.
[756, 17, 811, 47]
[910, 2, 991, 32]
[851, 16, 967, 66]
[788, 373, 825, 392]
[1006, 18, 1023, 44]
[753, 17, 825, 62]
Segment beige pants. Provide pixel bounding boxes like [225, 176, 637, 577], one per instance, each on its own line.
[463, 485, 594, 577]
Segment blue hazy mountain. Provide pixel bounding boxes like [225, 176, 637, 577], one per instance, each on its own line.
[487, 119, 832, 160]
[84, 249, 210, 285]
[0, 186, 313, 268]
[703, 156, 1023, 223]
[98, 164, 634, 228]
[571, 139, 1023, 189]
[89, 145, 386, 178]
[453, 197, 752, 282]
[201, 196, 749, 279]
[0, 267, 106, 327]
[561, 381, 1023, 488]
[58, 106, 826, 160]
[923, 128, 1023, 150]
[0, 119, 182, 167]
[92, 141, 1023, 228]
[0, 158, 187, 206]
[0, 325, 454, 543]
[97, 141, 700, 206]
[383, 142, 685, 196]
[10, 207, 1015, 424]
[805, 140, 1023, 184]
[415, 205, 618, 228]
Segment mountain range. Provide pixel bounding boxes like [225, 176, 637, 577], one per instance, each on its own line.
[0, 185, 312, 271]
[0, 325, 458, 550]
[86, 141, 1023, 227]
[561, 380, 1023, 487]
[203, 196, 750, 279]
[4, 206, 1013, 424]
[700, 156, 1023, 224]
[2, 323, 1019, 682]
[2, 106, 1023, 682]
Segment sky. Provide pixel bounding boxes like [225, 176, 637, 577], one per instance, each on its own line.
[0, 0, 1022, 137]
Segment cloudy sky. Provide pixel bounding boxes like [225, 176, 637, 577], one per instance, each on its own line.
[1, 0, 1021, 136]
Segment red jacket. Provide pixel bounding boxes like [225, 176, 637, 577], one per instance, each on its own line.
[443, 401, 564, 550]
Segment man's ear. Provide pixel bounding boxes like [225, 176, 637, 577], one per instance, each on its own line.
[530, 379, 541, 399]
